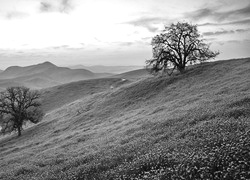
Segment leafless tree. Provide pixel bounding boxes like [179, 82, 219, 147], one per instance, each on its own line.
[146, 22, 219, 75]
[0, 86, 44, 136]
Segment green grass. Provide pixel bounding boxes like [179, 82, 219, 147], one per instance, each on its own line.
[0, 58, 250, 180]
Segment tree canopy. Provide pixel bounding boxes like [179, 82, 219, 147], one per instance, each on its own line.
[0, 86, 44, 136]
[146, 22, 219, 75]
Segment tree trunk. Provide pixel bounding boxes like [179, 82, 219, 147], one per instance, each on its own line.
[17, 126, 21, 137]
[178, 66, 185, 74]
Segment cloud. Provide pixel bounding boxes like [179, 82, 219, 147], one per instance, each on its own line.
[40, 0, 74, 13]
[125, 17, 167, 32]
[198, 19, 250, 26]
[203, 28, 250, 36]
[141, 37, 152, 41]
[110, 39, 151, 48]
[187, 3, 250, 22]
[49, 44, 86, 51]
[188, 8, 215, 21]
[235, 28, 250, 33]
[215, 39, 250, 45]
[119, 42, 134, 46]
[51, 45, 69, 49]
[109, 41, 134, 47]
[4, 11, 29, 20]
[204, 37, 217, 42]
[60, 0, 73, 13]
[40, 2, 53, 12]
[234, 3, 250, 16]
[227, 40, 241, 43]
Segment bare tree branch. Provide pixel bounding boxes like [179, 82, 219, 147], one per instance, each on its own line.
[146, 22, 219, 75]
[0, 86, 44, 136]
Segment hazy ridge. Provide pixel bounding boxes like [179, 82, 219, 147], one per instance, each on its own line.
[0, 62, 111, 91]
[69, 65, 143, 74]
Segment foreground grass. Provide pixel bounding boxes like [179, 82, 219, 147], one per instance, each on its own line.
[0, 58, 250, 179]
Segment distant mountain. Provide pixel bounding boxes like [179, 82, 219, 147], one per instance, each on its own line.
[0, 61, 57, 79]
[69, 65, 142, 74]
[112, 69, 151, 80]
[0, 62, 111, 90]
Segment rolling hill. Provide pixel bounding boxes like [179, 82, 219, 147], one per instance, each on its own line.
[112, 68, 151, 80]
[69, 65, 142, 74]
[0, 62, 111, 91]
[0, 61, 58, 79]
[40, 78, 130, 113]
[0, 58, 250, 179]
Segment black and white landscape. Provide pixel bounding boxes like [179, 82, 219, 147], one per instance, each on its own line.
[0, 0, 250, 179]
[68, 65, 143, 74]
[0, 61, 114, 91]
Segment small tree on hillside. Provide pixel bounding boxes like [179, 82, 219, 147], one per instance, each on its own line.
[146, 22, 219, 75]
[0, 86, 44, 137]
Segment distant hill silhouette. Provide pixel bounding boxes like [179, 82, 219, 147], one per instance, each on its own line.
[0, 61, 57, 79]
[69, 64, 142, 74]
[0, 62, 111, 90]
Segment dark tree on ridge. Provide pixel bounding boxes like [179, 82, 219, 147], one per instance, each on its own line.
[146, 22, 219, 75]
[0, 86, 44, 137]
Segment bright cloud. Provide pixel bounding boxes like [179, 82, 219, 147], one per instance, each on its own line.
[0, 0, 249, 69]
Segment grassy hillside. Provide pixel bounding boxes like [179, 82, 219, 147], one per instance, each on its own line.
[0, 80, 23, 92]
[0, 58, 250, 180]
[112, 69, 151, 80]
[40, 78, 130, 113]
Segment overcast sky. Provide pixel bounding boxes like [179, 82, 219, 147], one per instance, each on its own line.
[0, 0, 249, 69]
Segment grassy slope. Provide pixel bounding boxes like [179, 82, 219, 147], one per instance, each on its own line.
[40, 78, 130, 113]
[112, 69, 151, 80]
[0, 58, 250, 180]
